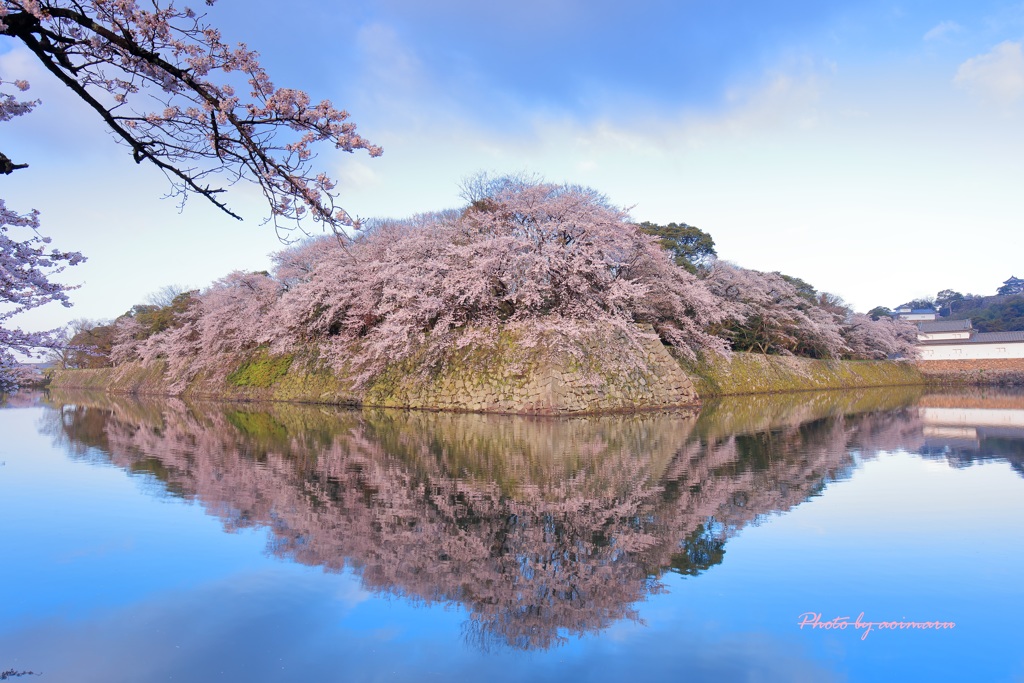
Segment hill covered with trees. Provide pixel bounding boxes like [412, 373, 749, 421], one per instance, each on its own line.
[54, 176, 917, 399]
[944, 295, 1024, 332]
[874, 277, 1024, 332]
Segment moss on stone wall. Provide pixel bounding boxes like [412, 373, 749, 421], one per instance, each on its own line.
[682, 352, 925, 397]
[175, 352, 359, 405]
[358, 326, 698, 414]
[226, 351, 294, 388]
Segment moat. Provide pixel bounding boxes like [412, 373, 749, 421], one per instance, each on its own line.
[2, 387, 1022, 682]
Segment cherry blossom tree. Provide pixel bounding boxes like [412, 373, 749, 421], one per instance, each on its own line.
[164, 270, 280, 390]
[270, 235, 336, 291]
[3, 76, 83, 389]
[0, 74, 37, 172]
[270, 176, 729, 385]
[109, 314, 147, 366]
[703, 262, 847, 359]
[95, 175, 917, 388]
[841, 313, 918, 360]
[103, 289, 202, 378]
[1, 198, 84, 390]
[702, 263, 918, 360]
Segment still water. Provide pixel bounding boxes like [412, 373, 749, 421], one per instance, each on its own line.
[2, 387, 1023, 682]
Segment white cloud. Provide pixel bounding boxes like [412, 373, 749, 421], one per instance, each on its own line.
[623, 63, 832, 149]
[923, 20, 961, 41]
[333, 157, 385, 196]
[954, 41, 1024, 103]
[354, 22, 425, 96]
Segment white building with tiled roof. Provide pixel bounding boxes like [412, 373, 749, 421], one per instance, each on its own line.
[894, 306, 938, 321]
[916, 319, 974, 342]
[917, 318, 1024, 360]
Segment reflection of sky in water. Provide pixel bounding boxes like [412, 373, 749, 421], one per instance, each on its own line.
[2, 393, 1024, 682]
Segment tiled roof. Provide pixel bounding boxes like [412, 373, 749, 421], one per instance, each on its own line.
[917, 319, 973, 333]
[973, 331, 1024, 343]
[918, 330, 1024, 345]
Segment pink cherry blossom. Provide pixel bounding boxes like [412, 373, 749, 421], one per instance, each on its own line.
[1, 199, 85, 390]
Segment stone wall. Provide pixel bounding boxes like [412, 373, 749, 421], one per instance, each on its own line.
[50, 333, 935, 413]
[683, 352, 925, 397]
[51, 327, 699, 415]
[916, 358, 1024, 386]
[48, 361, 170, 395]
[371, 331, 697, 414]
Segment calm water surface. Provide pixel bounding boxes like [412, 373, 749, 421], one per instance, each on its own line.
[2, 387, 1023, 682]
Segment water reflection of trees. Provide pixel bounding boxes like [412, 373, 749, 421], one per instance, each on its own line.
[41, 387, 924, 650]
[0, 390, 44, 409]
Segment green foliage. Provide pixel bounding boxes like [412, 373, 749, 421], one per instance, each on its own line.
[669, 524, 725, 576]
[943, 294, 1024, 332]
[120, 291, 199, 340]
[966, 295, 1024, 332]
[888, 279, 1024, 329]
[778, 273, 817, 302]
[935, 289, 964, 317]
[867, 306, 892, 320]
[128, 458, 189, 498]
[637, 221, 716, 274]
[899, 298, 934, 310]
[227, 351, 294, 388]
[65, 321, 117, 369]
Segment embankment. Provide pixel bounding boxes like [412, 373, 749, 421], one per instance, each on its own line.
[50, 330, 698, 415]
[916, 358, 1024, 387]
[48, 361, 170, 395]
[684, 353, 925, 397]
[51, 342, 928, 413]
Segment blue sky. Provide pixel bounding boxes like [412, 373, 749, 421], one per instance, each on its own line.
[3, 0, 1023, 333]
